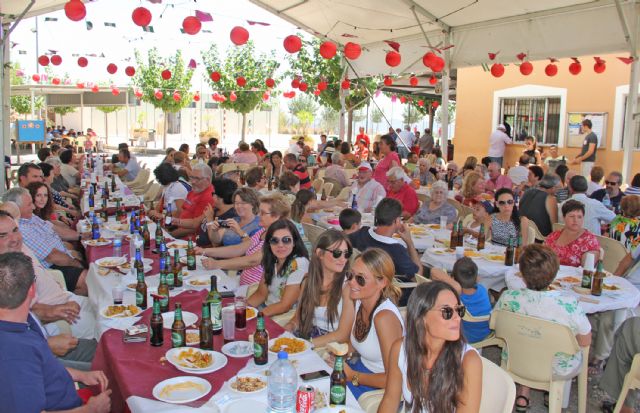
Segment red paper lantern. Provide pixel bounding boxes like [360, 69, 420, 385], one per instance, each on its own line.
[319, 41, 337, 59]
[236, 76, 246, 87]
[519, 61, 533, 76]
[594, 61, 606, 73]
[173, 92, 181, 102]
[106, 63, 118, 74]
[383, 76, 393, 86]
[283, 35, 302, 53]
[341, 79, 351, 89]
[569, 62, 582, 75]
[400, 96, 407, 104]
[193, 93, 200, 102]
[422, 52, 436, 68]
[385, 51, 401, 67]
[210, 72, 221, 82]
[134, 89, 143, 98]
[432, 101, 439, 108]
[230, 26, 249, 46]
[64, 0, 86, 21]
[76, 82, 85, 89]
[132, 7, 152, 27]
[161, 69, 172, 80]
[38, 55, 50, 66]
[32, 74, 41, 82]
[545, 63, 558, 77]
[51, 55, 62, 66]
[77, 57, 88, 67]
[409, 76, 418, 86]
[391, 94, 397, 103]
[52, 77, 61, 85]
[125, 66, 136, 77]
[230, 92, 237, 102]
[91, 85, 99, 93]
[418, 100, 425, 107]
[154, 90, 163, 100]
[431, 56, 445, 72]
[291, 78, 300, 89]
[343, 42, 362, 60]
[299, 82, 308, 92]
[317, 81, 327, 91]
[314, 90, 321, 96]
[265, 78, 275, 88]
[263, 92, 270, 101]
[429, 76, 437, 85]
[111, 88, 120, 96]
[490, 63, 505, 78]
[182, 16, 202, 35]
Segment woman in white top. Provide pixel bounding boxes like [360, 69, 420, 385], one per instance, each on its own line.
[247, 219, 309, 317]
[379, 281, 482, 413]
[343, 248, 403, 400]
[285, 230, 355, 348]
[149, 162, 191, 220]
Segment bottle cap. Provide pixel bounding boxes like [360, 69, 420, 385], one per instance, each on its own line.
[277, 351, 289, 360]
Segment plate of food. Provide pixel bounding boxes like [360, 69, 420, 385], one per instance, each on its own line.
[119, 258, 153, 268]
[152, 376, 211, 404]
[185, 329, 200, 346]
[245, 306, 258, 321]
[223, 399, 268, 413]
[165, 348, 228, 374]
[431, 247, 454, 255]
[167, 240, 189, 250]
[408, 225, 428, 236]
[101, 304, 141, 319]
[119, 265, 152, 274]
[463, 249, 482, 258]
[83, 238, 112, 247]
[229, 373, 267, 394]
[163, 311, 198, 329]
[186, 276, 211, 288]
[426, 224, 441, 230]
[268, 337, 312, 357]
[483, 254, 505, 263]
[105, 223, 129, 232]
[96, 256, 128, 268]
[557, 276, 581, 284]
[603, 283, 621, 291]
[221, 341, 254, 358]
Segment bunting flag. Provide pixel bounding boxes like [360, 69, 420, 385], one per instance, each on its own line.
[99, 53, 105, 58]
[341, 33, 358, 38]
[195, 10, 213, 22]
[104, 22, 116, 28]
[87, 53, 97, 57]
[48, 49, 58, 54]
[384, 40, 401, 52]
[618, 56, 634, 64]
[72, 53, 79, 57]
[180, 28, 185, 34]
[86, 21, 93, 30]
[202, 29, 212, 33]
[9, 41, 18, 48]
[247, 20, 270, 26]
[44, 17, 57, 22]
[188, 59, 197, 69]
[18, 50, 27, 55]
[142, 26, 154, 33]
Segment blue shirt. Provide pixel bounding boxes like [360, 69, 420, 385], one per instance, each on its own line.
[0, 315, 82, 413]
[460, 284, 492, 343]
[348, 226, 419, 279]
[221, 215, 262, 246]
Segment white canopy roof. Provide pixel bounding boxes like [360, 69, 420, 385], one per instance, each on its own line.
[1, 0, 69, 22]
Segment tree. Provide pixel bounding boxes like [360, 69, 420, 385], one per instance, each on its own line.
[289, 94, 318, 135]
[96, 106, 123, 146]
[402, 105, 422, 125]
[435, 101, 457, 124]
[132, 48, 194, 148]
[9, 64, 44, 118]
[319, 107, 339, 134]
[201, 42, 280, 142]
[371, 107, 383, 133]
[53, 106, 76, 126]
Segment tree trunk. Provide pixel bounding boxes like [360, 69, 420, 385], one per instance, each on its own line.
[241, 113, 247, 143]
[347, 109, 353, 143]
[163, 111, 168, 149]
[428, 106, 435, 140]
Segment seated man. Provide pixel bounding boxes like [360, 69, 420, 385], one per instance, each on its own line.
[591, 171, 626, 213]
[385, 167, 419, 219]
[351, 162, 386, 213]
[59, 148, 80, 188]
[484, 161, 513, 193]
[339, 208, 361, 235]
[170, 163, 216, 239]
[284, 153, 311, 190]
[0, 251, 111, 413]
[113, 148, 140, 182]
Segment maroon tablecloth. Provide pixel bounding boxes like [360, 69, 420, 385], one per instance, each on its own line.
[86, 240, 162, 274]
[91, 290, 284, 412]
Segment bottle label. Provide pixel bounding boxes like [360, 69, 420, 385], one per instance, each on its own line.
[256, 317, 265, 330]
[136, 291, 144, 306]
[330, 385, 346, 404]
[334, 356, 343, 372]
[166, 272, 174, 286]
[171, 331, 184, 347]
[253, 342, 264, 358]
[210, 302, 222, 330]
[160, 295, 169, 308]
[187, 256, 196, 267]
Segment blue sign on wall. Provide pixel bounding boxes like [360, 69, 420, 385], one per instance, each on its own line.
[17, 120, 46, 143]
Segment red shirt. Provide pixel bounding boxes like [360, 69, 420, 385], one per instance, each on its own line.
[388, 183, 419, 215]
[293, 164, 312, 189]
[179, 184, 215, 220]
[356, 133, 370, 148]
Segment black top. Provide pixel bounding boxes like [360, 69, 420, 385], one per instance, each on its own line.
[590, 189, 625, 213]
[580, 132, 598, 162]
[518, 188, 552, 236]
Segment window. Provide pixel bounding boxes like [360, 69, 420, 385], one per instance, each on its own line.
[499, 97, 561, 144]
[620, 95, 640, 149]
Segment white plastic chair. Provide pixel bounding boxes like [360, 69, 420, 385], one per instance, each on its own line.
[613, 353, 640, 413]
[596, 235, 627, 273]
[301, 223, 326, 247]
[462, 312, 503, 350]
[479, 356, 517, 413]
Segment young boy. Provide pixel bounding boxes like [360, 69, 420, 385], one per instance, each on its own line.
[404, 152, 419, 174]
[431, 257, 492, 343]
[339, 208, 361, 235]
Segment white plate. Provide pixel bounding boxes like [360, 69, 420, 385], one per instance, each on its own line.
[118, 265, 152, 274]
[163, 311, 198, 329]
[316, 406, 366, 413]
[223, 399, 268, 413]
[83, 239, 112, 247]
[228, 373, 268, 394]
[186, 276, 211, 288]
[221, 341, 254, 358]
[431, 247, 454, 255]
[152, 376, 211, 404]
[100, 304, 142, 319]
[105, 223, 129, 232]
[268, 337, 312, 357]
[165, 347, 228, 374]
[96, 256, 128, 267]
[166, 240, 189, 250]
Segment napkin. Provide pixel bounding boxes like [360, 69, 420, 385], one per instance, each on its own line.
[102, 316, 141, 332]
[127, 396, 219, 413]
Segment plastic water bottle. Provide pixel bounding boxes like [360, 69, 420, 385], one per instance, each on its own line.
[112, 237, 122, 258]
[268, 351, 298, 413]
[603, 193, 612, 210]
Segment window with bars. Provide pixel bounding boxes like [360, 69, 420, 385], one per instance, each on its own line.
[621, 95, 640, 149]
[499, 97, 561, 144]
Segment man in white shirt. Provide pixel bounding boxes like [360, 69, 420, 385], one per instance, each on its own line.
[351, 162, 386, 213]
[487, 124, 512, 166]
[561, 175, 615, 235]
[114, 149, 140, 181]
[397, 126, 415, 160]
[507, 154, 531, 186]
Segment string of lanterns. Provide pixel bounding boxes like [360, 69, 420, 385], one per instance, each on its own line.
[487, 52, 629, 77]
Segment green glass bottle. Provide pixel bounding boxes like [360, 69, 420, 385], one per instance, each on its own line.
[165, 255, 175, 290]
[171, 303, 186, 348]
[157, 269, 170, 313]
[206, 275, 222, 335]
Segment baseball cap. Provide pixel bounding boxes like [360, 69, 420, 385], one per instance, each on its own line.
[497, 124, 506, 131]
[358, 162, 372, 171]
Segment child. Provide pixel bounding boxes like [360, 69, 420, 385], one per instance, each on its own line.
[404, 152, 418, 174]
[431, 257, 491, 343]
[339, 208, 361, 235]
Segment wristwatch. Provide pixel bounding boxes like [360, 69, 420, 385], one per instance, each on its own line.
[351, 372, 360, 387]
[241, 232, 249, 239]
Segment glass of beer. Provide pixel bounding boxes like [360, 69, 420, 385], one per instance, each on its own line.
[235, 296, 247, 329]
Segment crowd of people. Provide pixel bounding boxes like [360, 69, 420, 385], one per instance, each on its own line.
[1, 125, 639, 413]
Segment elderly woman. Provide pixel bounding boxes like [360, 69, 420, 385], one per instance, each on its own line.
[496, 244, 592, 411]
[207, 187, 261, 247]
[610, 195, 640, 253]
[444, 161, 463, 189]
[544, 199, 600, 267]
[149, 162, 191, 220]
[372, 134, 401, 189]
[324, 152, 349, 189]
[413, 181, 457, 227]
[231, 142, 258, 164]
[412, 158, 436, 186]
[386, 167, 419, 219]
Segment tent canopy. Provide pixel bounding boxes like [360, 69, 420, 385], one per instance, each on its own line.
[0, 0, 69, 22]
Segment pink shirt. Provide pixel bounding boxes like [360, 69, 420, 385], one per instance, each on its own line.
[388, 183, 419, 215]
[544, 230, 600, 267]
[373, 151, 400, 188]
[232, 151, 258, 164]
[240, 228, 265, 286]
[485, 174, 513, 193]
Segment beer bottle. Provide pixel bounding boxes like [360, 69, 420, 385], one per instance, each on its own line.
[477, 223, 485, 251]
[514, 235, 523, 264]
[118, 202, 127, 224]
[115, 199, 122, 221]
[91, 214, 101, 240]
[135, 213, 141, 233]
[139, 201, 146, 224]
[199, 302, 214, 350]
[134, 248, 147, 309]
[330, 355, 347, 405]
[206, 275, 222, 335]
[582, 264, 594, 289]
[186, 237, 196, 270]
[150, 297, 164, 347]
[142, 222, 151, 251]
[100, 198, 108, 221]
[591, 260, 604, 296]
[457, 220, 465, 247]
[449, 221, 458, 249]
[111, 173, 117, 192]
[165, 255, 175, 290]
[171, 303, 186, 348]
[172, 249, 183, 288]
[155, 218, 164, 248]
[253, 311, 269, 365]
[504, 237, 515, 267]
[129, 211, 137, 235]
[88, 186, 95, 209]
[103, 182, 109, 199]
[351, 193, 358, 211]
[159, 240, 167, 262]
[164, 204, 173, 227]
[158, 266, 170, 313]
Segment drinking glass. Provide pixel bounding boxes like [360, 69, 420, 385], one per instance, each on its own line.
[111, 286, 125, 305]
[222, 305, 235, 342]
[439, 216, 447, 229]
[235, 296, 247, 329]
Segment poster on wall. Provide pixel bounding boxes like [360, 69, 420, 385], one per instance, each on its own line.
[566, 112, 607, 148]
[16, 120, 46, 143]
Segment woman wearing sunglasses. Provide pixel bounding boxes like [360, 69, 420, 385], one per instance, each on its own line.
[284, 230, 355, 348]
[484, 188, 525, 247]
[247, 219, 309, 317]
[379, 281, 482, 413]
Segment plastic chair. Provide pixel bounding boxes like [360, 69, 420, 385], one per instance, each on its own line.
[526, 225, 536, 245]
[490, 310, 589, 413]
[613, 353, 640, 413]
[126, 168, 150, 189]
[143, 183, 162, 203]
[312, 178, 324, 194]
[479, 356, 517, 413]
[246, 283, 260, 297]
[322, 177, 343, 197]
[462, 312, 503, 350]
[417, 193, 429, 205]
[357, 389, 386, 413]
[271, 309, 296, 327]
[301, 223, 326, 247]
[527, 220, 547, 242]
[336, 187, 351, 202]
[596, 235, 627, 273]
[552, 222, 565, 232]
[322, 183, 334, 200]
[133, 181, 153, 196]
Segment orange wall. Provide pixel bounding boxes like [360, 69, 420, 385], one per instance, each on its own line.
[453, 53, 640, 181]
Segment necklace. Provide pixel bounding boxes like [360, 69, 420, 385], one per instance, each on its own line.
[354, 296, 383, 342]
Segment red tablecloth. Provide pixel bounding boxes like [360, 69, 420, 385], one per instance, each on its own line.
[92, 290, 284, 411]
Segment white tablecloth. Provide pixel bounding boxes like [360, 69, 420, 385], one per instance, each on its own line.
[81, 175, 140, 213]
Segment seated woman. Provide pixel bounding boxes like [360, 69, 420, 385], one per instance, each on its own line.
[251, 140, 268, 163]
[485, 188, 525, 247]
[247, 219, 309, 317]
[495, 244, 592, 411]
[39, 163, 77, 222]
[609, 195, 640, 253]
[456, 172, 492, 211]
[284, 230, 355, 348]
[231, 142, 258, 164]
[413, 180, 457, 227]
[412, 158, 436, 186]
[265, 150, 285, 180]
[207, 188, 261, 247]
[340, 141, 360, 168]
[279, 171, 300, 203]
[342, 248, 403, 400]
[245, 166, 268, 193]
[27, 181, 64, 226]
[544, 199, 600, 267]
[522, 136, 542, 165]
[379, 281, 482, 413]
[148, 162, 191, 220]
[196, 178, 238, 247]
[291, 189, 315, 225]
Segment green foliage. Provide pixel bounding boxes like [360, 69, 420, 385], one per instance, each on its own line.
[288, 94, 318, 118]
[402, 105, 423, 125]
[319, 107, 339, 133]
[371, 107, 383, 124]
[9, 63, 44, 115]
[96, 106, 123, 114]
[201, 42, 280, 115]
[132, 48, 194, 114]
[435, 101, 456, 124]
[53, 106, 76, 116]
[352, 109, 366, 122]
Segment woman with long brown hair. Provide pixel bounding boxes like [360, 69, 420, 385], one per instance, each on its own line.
[26, 181, 56, 222]
[284, 230, 355, 347]
[379, 281, 482, 413]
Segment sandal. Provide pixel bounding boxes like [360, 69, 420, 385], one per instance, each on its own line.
[588, 360, 605, 376]
[515, 395, 530, 412]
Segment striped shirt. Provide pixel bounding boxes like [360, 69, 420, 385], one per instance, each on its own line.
[19, 215, 71, 268]
[239, 228, 265, 286]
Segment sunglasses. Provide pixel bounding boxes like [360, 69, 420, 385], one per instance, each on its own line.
[322, 248, 352, 259]
[269, 236, 293, 246]
[431, 305, 466, 320]
[345, 271, 367, 287]
[605, 181, 619, 186]
[497, 199, 515, 206]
